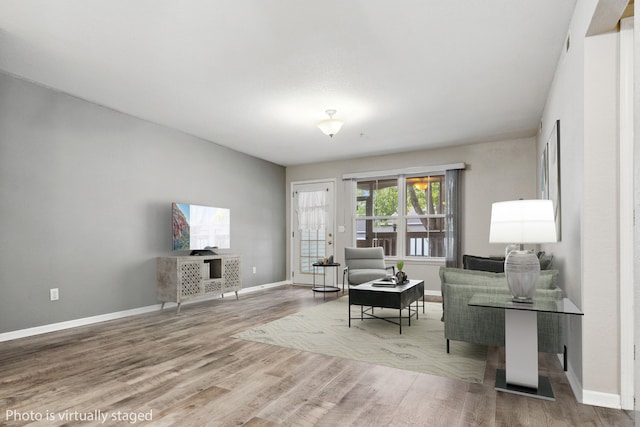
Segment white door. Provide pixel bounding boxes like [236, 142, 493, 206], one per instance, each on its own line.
[292, 180, 335, 285]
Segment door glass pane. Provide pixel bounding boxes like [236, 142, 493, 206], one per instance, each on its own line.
[300, 228, 326, 274]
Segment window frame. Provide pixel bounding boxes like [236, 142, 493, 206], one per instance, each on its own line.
[353, 173, 447, 263]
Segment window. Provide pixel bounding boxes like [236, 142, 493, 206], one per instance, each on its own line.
[405, 176, 445, 257]
[356, 179, 398, 255]
[355, 174, 446, 259]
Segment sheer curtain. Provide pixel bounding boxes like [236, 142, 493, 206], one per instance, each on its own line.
[297, 190, 327, 230]
[445, 169, 461, 267]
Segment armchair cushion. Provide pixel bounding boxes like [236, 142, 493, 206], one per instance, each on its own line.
[348, 268, 391, 285]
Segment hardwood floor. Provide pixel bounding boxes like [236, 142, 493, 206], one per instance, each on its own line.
[0, 285, 634, 426]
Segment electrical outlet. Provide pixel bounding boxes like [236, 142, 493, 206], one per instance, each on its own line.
[252, 266, 257, 274]
[50, 288, 59, 301]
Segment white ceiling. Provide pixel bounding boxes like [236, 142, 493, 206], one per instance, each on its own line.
[0, 1, 577, 166]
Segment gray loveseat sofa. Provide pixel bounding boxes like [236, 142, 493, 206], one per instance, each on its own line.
[439, 267, 564, 355]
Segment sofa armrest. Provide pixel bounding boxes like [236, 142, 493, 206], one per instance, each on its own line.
[442, 282, 507, 346]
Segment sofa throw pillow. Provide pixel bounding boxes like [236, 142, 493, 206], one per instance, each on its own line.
[537, 251, 554, 270]
[462, 254, 505, 273]
[463, 253, 554, 272]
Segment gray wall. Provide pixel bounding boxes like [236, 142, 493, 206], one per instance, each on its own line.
[286, 137, 537, 293]
[0, 72, 286, 333]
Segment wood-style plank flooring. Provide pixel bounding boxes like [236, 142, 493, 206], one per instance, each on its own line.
[0, 285, 634, 426]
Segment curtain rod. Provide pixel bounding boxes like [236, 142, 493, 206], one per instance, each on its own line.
[342, 163, 465, 180]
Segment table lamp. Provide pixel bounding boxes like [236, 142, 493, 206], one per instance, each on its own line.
[489, 199, 557, 303]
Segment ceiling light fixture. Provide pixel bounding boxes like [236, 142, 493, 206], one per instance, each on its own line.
[317, 109, 344, 138]
[412, 178, 432, 191]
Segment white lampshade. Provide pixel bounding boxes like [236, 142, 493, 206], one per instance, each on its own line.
[317, 109, 344, 137]
[489, 199, 557, 244]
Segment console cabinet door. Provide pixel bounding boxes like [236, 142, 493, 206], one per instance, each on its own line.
[178, 260, 203, 300]
[223, 256, 242, 293]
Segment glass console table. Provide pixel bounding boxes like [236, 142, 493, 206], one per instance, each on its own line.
[468, 294, 583, 400]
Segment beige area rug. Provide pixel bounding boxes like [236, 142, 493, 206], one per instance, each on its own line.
[233, 296, 487, 383]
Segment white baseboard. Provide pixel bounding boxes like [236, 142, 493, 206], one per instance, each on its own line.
[582, 390, 622, 409]
[0, 281, 290, 343]
[561, 353, 622, 410]
[246, 280, 291, 291]
[0, 305, 161, 343]
[563, 356, 583, 403]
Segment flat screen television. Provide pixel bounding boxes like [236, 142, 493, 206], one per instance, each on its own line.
[172, 202, 230, 252]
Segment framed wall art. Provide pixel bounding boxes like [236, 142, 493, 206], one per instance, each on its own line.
[546, 120, 561, 241]
[540, 145, 548, 200]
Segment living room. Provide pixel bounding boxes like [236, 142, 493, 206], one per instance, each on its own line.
[0, 0, 635, 423]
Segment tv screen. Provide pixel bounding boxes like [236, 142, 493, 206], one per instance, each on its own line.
[172, 202, 231, 251]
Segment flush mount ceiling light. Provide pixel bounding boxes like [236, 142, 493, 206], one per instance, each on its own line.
[317, 109, 344, 138]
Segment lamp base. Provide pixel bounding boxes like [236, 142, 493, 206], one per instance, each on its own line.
[504, 250, 540, 303]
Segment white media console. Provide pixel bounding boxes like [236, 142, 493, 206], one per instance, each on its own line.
[157, 255, 242, 312]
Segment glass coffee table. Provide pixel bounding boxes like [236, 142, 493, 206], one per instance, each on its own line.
[468, 294, 583, 400]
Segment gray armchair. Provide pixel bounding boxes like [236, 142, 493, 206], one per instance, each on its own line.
[343, 247, 425, 314]
[343, 247, 395, 286]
